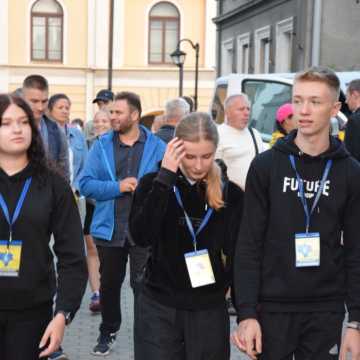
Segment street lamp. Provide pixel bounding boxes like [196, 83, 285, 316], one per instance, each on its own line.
[170, 48, 186, 97]
[170, 39, 200, 111]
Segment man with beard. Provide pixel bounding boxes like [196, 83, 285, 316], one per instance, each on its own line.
[79, 91, 165, 356]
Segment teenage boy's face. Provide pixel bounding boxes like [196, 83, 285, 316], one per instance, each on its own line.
[292, 81, 341, 137]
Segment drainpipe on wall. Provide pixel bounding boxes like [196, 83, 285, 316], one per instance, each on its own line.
[311, 0, 322, 66]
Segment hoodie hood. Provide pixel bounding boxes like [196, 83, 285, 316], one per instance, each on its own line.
[273, 130, 349, 160]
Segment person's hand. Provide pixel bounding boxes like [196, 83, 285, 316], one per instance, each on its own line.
[231, 318, 262, 359]
[119, 177, 138, 193]
[339, 328, 360, 360]
[161, 137, 186, 173]
[38, 313, 66, 358]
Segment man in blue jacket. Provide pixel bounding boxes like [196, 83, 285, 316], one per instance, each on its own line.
[80, 91, 165, 356]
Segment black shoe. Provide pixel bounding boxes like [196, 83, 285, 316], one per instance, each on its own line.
[91, 332, 117, 356]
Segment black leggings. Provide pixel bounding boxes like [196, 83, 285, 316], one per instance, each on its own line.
[0, 302, 52, 360]
[134, 293, 230, 360]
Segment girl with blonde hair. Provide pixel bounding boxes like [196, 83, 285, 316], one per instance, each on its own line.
[129, 112, 244, 360]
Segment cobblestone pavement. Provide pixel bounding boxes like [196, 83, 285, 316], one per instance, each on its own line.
[62, 275, 248, 360]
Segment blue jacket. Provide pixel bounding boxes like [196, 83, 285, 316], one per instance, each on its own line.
[79, 126, 165, 241]
[41, 116, 70, 181]
[67, 126, 88, 190]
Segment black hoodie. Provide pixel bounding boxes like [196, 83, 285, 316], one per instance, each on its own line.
[129, 167, 244, 310]
[0, 163, 87, 316]
[234, 132, 360, 322]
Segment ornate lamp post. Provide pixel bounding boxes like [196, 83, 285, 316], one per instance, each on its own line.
[171, 39, 200, 111]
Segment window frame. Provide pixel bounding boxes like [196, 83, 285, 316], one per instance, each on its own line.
[148, 2, 180, 65]
[254, 25, 271, 74]
[275, 17, 294, 72]
[237, 32, 250, 74]
[30, 1, 64, 63]
[221, 37, 234, 75]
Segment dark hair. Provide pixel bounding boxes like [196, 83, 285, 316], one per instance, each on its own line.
[48, 93, 71, 112]
[22, 74, 49, 92]
[115, 91, 142, 117]
[275, 121, 287, 136]
[0, 93, 49, 181]
[71, 118, 84, 129]
[181, 96, 194, 112]
[294, 66, 340, 100]
[348, 79, 360, 94]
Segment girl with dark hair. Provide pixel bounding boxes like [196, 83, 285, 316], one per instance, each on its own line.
[129, 112, 244, 360]
[0, 94, 87, 359]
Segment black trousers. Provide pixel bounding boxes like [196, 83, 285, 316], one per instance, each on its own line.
[97, 244, 148, 334]
[134, 293, 230, 360]
[259, 311, 344, 360]
[0, 302, 52, 360]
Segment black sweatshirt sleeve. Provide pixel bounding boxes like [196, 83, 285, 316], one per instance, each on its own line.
[344, 114, 360, 162]
[233, 153, 271, 321]
[344, 159, 360, 322]
[223, 182, 244, 286]
[50, 175, 88, 318]
[129, 167, 177, 247]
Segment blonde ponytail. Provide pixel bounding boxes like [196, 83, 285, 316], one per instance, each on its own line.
[205, 162, 224, 210]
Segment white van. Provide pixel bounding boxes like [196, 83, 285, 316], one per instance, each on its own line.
[210, 72, 360, 142]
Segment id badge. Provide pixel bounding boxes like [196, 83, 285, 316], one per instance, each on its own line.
[295, 233, 320, 267]
[0, 240, 22, 277]
[184, 249, 216, 288]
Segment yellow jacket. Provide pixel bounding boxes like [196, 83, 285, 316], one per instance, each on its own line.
[269, 130, 285, 147]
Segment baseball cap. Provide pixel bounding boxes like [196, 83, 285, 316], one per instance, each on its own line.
[276, 103, 293, 123]
[92, 89, 114, 104]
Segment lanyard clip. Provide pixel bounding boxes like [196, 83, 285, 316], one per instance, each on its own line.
[8, 231, 12, 248]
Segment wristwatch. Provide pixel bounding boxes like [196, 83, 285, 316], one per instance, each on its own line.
[56, 310, 72, 326]
[347, 321, 360, 330]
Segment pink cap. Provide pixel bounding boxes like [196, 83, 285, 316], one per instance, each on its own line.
[276, 103, 293, 123]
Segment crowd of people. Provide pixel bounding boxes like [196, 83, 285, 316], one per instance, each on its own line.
[1, 66, 360, 360]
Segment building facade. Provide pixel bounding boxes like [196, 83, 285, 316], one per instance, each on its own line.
[0, 0, 216, 120]
[214, 0, 360, 77]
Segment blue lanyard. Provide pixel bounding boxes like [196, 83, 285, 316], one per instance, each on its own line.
[173, 186, 213, 252]
[0, 177, 32, 246]
[289, 155, 332, 233]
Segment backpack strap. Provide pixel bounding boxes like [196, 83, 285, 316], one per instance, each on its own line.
[248, 126, 259, 156]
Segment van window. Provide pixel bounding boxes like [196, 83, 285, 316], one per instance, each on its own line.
[211, 84, 228, 124]
[243, 80, 292, 141]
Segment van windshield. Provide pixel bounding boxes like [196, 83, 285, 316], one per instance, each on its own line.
[243, 80, 292, 141]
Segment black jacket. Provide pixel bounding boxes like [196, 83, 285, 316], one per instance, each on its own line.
[234, 132, 360, 322]
[129, 167, 244, 310]
[0, 163, 87, 316]
[345, 108, 360, 162]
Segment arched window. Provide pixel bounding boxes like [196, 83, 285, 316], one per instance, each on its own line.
[149, 2, 180, 64]
[31, 0, 63, 61]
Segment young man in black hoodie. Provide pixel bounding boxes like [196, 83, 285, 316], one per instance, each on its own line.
[232, 67, 360, 360]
